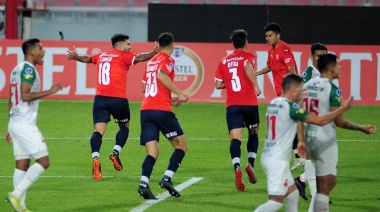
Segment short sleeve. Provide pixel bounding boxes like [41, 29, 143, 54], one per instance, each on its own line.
[266, 52, 271, 68]
[329, 83, 342, 107]
[20, 64, 36, 84]
[215, 61, 224, 82]
[246, 53, 256, 68]
[282, 46, 296, 67]
[122, 52, 137, 65]
[158, 58, 174, 75]
[289, 102, 309, 122]
[302, 67, 313, 82]
[91, 53, 100, 65]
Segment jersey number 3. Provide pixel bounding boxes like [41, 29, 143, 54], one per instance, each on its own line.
[229, 68, 241, 92]
[98, 62, 111, 85]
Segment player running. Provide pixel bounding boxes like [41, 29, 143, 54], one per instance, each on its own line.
[299, 53, 376, 211]
[66, 34, 158, 180]
[137, 32, 189, 200]
[6, 39, 62, 212]
[214, 29, 261, 191]
[254, 74, 353, 212]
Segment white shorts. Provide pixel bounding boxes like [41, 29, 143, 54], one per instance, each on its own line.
[306, 138, 338, 176]
[261, 157, 294, 196]
[8, 123, 48, 160]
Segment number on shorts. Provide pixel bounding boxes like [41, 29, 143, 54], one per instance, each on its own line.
[98, 62, 111, 85]
[229, 68, 241, 92]
[11, 83, 19, 106]
[145, 71, 158, 97]
[266, 115, 276, 140]
[303, 98, 319, 115]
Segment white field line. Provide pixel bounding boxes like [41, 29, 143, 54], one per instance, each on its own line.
[0, 175, 198, 179]
[130, 177, 203, 212]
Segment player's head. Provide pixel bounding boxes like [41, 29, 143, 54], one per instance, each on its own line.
[230, 29, 248, 49]
[310, 43, 328, 67]
[264, 23, 282, 47]
[22, 38, 45, 65]
[111, 34, 131, 52]
[158, 32, 174, 54]
[282, 74, 304, 102]
[317, 53, 341, 79]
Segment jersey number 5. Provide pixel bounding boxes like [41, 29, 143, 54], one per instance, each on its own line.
[229, 68, 241, 92]
[98, 62, 111, 85]
[145, 72, 158, 97]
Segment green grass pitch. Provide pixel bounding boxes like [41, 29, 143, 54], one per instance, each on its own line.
[0, 100, 379, 212]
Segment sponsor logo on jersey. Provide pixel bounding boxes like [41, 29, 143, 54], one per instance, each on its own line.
[297, 108, 305, 114]
[24, 74, 33, 80]
[285, 58, 291, 63]
[25, 67, 34, 74]
[293, 102, 300, 109]
[171, 46, 204, 96]
[336, 89, 342, 96]
[276, 54, 279, 60]
[302, 72, 307, 77]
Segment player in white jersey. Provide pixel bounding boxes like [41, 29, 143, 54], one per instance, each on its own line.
[298, 53, 376, 212]
[254, 74, 353, 212]
[5, 39, 62, 212]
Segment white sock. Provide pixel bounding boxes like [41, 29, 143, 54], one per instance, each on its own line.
[286, 190, 299, 212]
[164, 170, 174, 179]
[92, 152, 100, 159]
[308, 193, 316, 212]
[113, 145, 122, 153]
[140, 176, 149, 186]
[12, 163, 45, 199]
[304, 160, 317, 195]
[314, 193, 329, 212]
[232, 157, 240, 167]
[254, 200, 283, 212]
[300, 172, 307, 182]
[13, 169, 27, 208]
[293, 149, 298, 154]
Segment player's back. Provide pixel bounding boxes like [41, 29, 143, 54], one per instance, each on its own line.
[92, 48, 136, 98]
[216, 50, 258, 107]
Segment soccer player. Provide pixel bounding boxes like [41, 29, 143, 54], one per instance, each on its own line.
[66, 34, 158, 180]
[255, 23, 304, 171]
[299, 53, 376, 211]
[5, 39, 62, 212]
[294, 43, 328, 201]
[137, 32, 189, 200]
[254, 74, 353, 212]
[214, 29, 262, 192]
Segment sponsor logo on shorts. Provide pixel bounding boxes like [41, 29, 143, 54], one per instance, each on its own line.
[165, 131, 178, 138]
[248, 124, 258, 129]
[115, 118, 129, 123]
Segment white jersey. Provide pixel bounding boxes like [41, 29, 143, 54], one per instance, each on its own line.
[9, 61, 41, 126]
[262, 97, 309, 162]
[301, 65, 319, 82]
[303, 77, 342, 142]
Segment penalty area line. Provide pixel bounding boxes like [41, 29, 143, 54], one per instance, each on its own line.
[130, 177, 203, 212]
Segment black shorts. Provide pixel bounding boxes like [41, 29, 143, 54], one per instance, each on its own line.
[140, 110, 184, 145]
[226, 105, 259, 131]
[93, 95, 130, 124]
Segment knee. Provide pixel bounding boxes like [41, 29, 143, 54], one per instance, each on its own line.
[249, 128, 258, 135]
[37, 157, 50, 169]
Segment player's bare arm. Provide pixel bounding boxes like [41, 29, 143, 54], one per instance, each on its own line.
[244, 60, 262, 96]
[215, 80, 225, 89]
[135, 43, 160, 63]
[66, 46, 92, 63]
[304, 96, 353, 126]
[21, 82, 62, 102]
[297, 121, 307, 158]
[288, 65, 296, 74]
[157, 70, 189, 102]
[332, 107, 377, 134]
[141, 81, 146, 93]
[171, 97, 182, 107]
[255, 66, 271, 76]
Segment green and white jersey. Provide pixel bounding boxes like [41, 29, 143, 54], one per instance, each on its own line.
[262, 97, 309, 162]
[301, 65, 319, 82]
[9, 61, 40, 126]
[303, 77, 342, 142]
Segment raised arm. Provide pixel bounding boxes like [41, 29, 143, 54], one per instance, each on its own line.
[135, 43, 160, 63]
[255, 66, 271, 76]
[333, 107, 377, 134]
[157, 70, 189, 102]
[21, 82, 62, 102]
[66, 46, 92, 63]
[244, 60, 262, 96]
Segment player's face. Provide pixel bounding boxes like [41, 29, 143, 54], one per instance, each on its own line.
[294, 82, 304, 102]
[331, 59, 341, 79]
[31, 43, 45, 65]
[265, 31, 280, 47]
[121, 40, 132, 52]
[311, 50, 327, 67]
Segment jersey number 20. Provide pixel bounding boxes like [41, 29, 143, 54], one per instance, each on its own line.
[98, 62, 110, 85]
[229, 68, 241, 92]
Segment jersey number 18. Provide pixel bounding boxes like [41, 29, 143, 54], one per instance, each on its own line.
[98, 62, 111, 85]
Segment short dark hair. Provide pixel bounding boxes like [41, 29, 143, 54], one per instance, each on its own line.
[22, 38, 40, 56]
[264, 23, 282, 34]
[111, 34, 129, 47]
[282, 74, 303, 93]
[230, 29, 248, 49]
[158, 32, 174, 47]
[311, 43, 328, 55]
[317, 53, 338, 74]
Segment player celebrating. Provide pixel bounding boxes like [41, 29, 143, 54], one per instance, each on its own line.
[137, 32, 189, 200]
[214, 29, 262, 192]
[299, 53, 376, 211]
[66, 34, 158, 180]
[254, 74, 353, 212]
[255, 23, 304, 171]
[6, 39, 62, 212]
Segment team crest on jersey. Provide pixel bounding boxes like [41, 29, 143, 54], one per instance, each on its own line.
[293, 102, 300, 109]
[336, 89, 342, 97]
[25, 67, 34, 74]
[171, 46, 204, 96]
[276, 54, 279, 60]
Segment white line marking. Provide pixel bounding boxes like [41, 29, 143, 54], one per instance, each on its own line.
[0, 175, 198, 179]
[130, 177, 203, 212]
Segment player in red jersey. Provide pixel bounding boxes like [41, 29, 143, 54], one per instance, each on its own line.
[215, 29, 262, 192]
[137, 32, 189, 200]
[66, 34, 158, 180]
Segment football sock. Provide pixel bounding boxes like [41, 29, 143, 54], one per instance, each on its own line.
[286, 190, 299, 212]
[90, 132, 102, 155]
[92, 152, 100, 160]
[254, 200, 283, 212]
[140, 176, 149, 187]
[230, 139, 241, 170]
[115, 127, 129, 150]
[141, 155, 156, 186]
[12, 163, 45, 199]
[164, 149, 185, 181]
[300, 172, 307, 183]
[304, 159, 317, 195]
[13, 169, 26, 208]
[247, 134, 258, 167]
[293, 135, 300, 158]
[308, 194, 316, 212]
[314, 193, 329, 212]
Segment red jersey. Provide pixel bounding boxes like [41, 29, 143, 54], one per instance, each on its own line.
[267, 41, 298, 96]
[140, 52, 175, 112]
[215, 49, 258, 107]
[91, 48, 137, 98]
